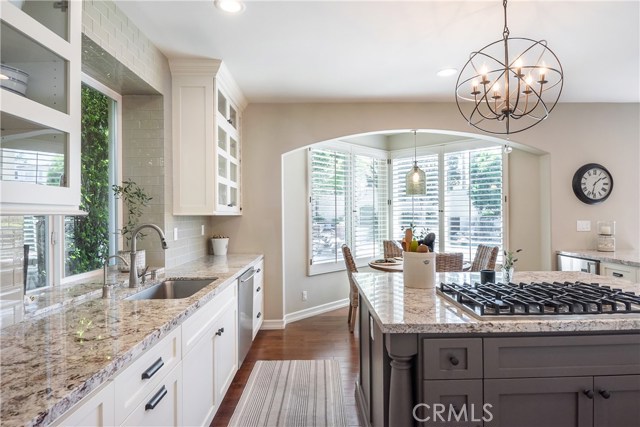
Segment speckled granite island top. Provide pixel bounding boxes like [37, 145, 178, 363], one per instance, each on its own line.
[353, 271, 640, 334]
[557, 249, 640, 267]
[0, 254, 262, 427]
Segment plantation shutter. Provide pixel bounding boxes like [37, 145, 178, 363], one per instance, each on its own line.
[352, 154, 388, 260]
[309, 148, 349, 267]
[391, 154, 440, 244]
[443, 146, 503, 263]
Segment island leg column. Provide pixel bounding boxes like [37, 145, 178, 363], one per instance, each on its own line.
[386, 334, 418, 427]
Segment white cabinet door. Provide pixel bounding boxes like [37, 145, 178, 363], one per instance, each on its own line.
[121, 363, 182, 427]
[182, 327, 216, 427]
[252, 260, 264, 338]
[53, 382, 115, 427]
[214, 297, 238, 402]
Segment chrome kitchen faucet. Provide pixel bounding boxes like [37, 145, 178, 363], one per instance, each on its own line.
[129, 224, 168, 288]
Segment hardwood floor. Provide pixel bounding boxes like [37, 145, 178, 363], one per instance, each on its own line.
[211, 307, 363, 427]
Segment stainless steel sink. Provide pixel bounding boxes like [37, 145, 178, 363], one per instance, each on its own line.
[125, 279, 217, 300]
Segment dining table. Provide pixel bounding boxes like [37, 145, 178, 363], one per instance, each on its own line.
[367, 257, 471, 272]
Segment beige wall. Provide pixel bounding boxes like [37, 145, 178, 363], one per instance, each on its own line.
[212, 102, 639, 322]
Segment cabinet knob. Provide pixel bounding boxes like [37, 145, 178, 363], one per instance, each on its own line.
[256, 286, 261, 293]
[449, 356, 460, 366]
[227, 118, 233, 125]
[583, 389, 594, 399]
[599, 389, 612, 399]
[215, 327, 225, 336]
[257, 312, 262, 319]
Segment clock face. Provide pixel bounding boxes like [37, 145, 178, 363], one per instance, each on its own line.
[572, 163, 614, 204]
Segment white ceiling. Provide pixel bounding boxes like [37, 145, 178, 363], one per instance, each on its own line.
[116, 0, 640, 103]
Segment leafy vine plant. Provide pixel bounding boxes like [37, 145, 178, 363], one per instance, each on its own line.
[112, 179, 152, 248]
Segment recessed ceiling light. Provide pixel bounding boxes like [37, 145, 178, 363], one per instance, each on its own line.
[215, 0, 245, 14]
[437, 68, 458, 77]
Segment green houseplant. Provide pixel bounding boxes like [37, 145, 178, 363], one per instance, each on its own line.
[112, 179, 152, 271]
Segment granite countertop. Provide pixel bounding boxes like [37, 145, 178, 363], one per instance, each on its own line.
[353, 270, 640, 334]
[0, 254, 263, 427]
[557, 249, 640, 267]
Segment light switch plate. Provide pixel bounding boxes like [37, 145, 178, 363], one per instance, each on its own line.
[577, 220, 591, 232]
[173, 227, 178, 240]
[201, 225, 205, 236]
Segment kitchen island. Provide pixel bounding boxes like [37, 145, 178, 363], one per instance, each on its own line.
[353, 271, 640, 427]
[0, 254, 262, 427]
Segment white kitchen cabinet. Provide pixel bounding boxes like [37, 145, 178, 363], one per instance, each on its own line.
[169, 59, 247, 216]
[252, 260, 264, 339]
[182, 283, 238, 426]
[53, 381, 115, 427]
[114, 327, 182, 425]
[600, 262, 639, 283]
[121, 363, 182, 427]
[0, 0, 82, 214]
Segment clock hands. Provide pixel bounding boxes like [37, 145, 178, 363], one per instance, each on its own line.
[592, 176, 605, 194]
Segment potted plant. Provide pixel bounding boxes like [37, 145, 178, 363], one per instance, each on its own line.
[112, 179, 152, 271]
[503, 248, 523, 283]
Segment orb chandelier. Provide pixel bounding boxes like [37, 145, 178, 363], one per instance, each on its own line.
[455, 0, 563, 135]
[406, 130, 426, 195]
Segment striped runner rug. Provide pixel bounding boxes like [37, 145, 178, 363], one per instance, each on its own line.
[229, 360, 347, 427]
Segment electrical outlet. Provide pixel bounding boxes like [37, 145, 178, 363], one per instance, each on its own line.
[201, 225, 205, 236]
[302, 291, 308, 302]
[576, 220, 591, 232]
[173, 227, 178, 240]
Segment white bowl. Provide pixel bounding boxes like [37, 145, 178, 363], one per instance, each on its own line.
[1, 77, 27, 96]
[0, 64, 29, 85]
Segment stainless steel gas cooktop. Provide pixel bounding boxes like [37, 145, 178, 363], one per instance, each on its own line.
[437, 281, 640, 320]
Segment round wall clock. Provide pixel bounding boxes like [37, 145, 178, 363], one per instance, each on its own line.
[572, 163, 613, 204]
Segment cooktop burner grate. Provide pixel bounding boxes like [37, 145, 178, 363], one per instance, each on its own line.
[437, 281, 640, 318]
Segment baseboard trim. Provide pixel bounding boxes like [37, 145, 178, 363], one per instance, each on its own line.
[285, 298, 350, 324]
[260, 319, 286, 330]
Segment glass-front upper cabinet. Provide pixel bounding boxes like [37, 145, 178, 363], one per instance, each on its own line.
[215, 87, 241, 213]
[0, 0, 81, 214]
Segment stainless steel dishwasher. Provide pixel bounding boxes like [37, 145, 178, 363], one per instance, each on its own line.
[238, 267, 255, 367]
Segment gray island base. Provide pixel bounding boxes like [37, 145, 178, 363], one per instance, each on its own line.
[353, 271, 640, 427]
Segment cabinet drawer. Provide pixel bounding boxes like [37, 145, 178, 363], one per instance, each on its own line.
[423, 338, 482, 379]
[254, 260, 264, 293]
[601, 262, 638, 283]
[421, 379, 483, 427]
[114, 327, 181, 425]
[121, 363, 182, 427]
[181, 283, 235, 356]
[484, 335, 640, 378]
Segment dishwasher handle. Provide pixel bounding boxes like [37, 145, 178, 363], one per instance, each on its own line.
[241, 269, 257, 283]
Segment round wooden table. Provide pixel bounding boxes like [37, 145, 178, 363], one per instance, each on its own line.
[368, 260, 403, 272]
[368, 259, 471, 273]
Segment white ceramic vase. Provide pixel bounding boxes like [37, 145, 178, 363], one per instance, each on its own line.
[403, 251, 436, 289]
[210, 238, 229, 256]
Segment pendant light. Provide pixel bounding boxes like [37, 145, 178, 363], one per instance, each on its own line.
[455, 0, 563, 135]
[405, 130, 426, 195]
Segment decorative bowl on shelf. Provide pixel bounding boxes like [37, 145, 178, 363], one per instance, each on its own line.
[0, 64, 29, 96]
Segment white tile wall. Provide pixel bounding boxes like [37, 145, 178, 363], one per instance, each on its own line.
[82, 0, 164, 92]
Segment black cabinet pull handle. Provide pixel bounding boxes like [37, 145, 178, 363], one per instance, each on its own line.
[227, 118, 233, 125]
[612, 272, 623, 278]
[145, 385, 167, 411]
[215, 327, 224, 336]
[599, 389, 612, 399]
[449, 356, 459, 366]
[257, 312, 262, 318]
[256, 268, 261, 273]
[141, 357, 164, 380]
[583, 389, 594, 399]
[256, 286, 261, 293]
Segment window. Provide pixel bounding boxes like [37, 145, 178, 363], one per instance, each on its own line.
[392, 144, 504, 263]
[308, 145, 388, 274]
[21, 76, 121, 289]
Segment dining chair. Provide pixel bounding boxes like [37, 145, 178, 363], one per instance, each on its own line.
[383, 240, 403, 258]
[466, 244, 499, 272]
[436, 252, 464, 272]
[341, 244, 358, 333]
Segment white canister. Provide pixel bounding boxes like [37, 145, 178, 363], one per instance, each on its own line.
[403, 251, 436, 289]
[211, 238, 229, 256]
